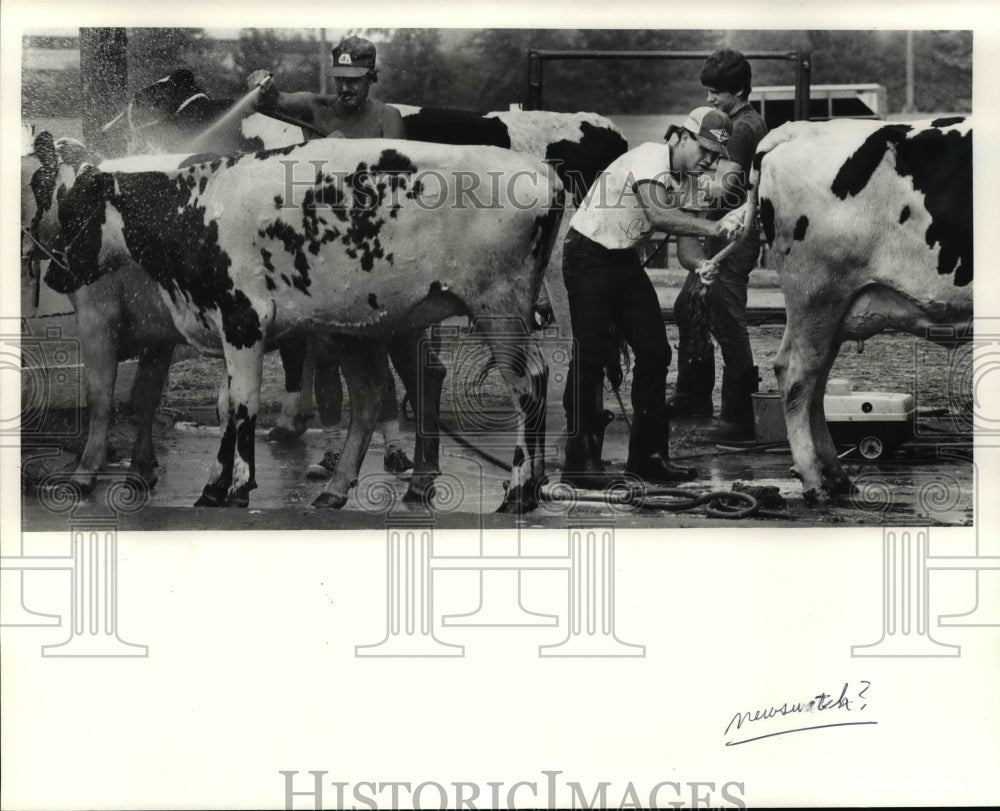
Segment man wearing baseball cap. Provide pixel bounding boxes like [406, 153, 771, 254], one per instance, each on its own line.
[670, 48, 769, 442]
[246, 37, 418, 481]
[560, 106, 742, 489]
[248, 35, 405, 139]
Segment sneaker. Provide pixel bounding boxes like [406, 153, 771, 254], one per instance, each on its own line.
[383, 447, 414, 474]
[306, 451, 340, 480]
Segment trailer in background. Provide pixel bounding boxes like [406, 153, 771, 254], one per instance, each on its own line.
[751, 83, 887, 129]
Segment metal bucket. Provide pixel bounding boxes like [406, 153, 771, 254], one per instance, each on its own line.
[751, 391, 787, 443]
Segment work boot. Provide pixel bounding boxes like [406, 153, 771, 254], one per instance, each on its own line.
[706, 366, 760, 443]
[383, 447, 414, 475]
[561, 410, 620, 489]
[306, 450, 340, 480]
[626, 410, 697, 483]
[666, 350, 715, 418]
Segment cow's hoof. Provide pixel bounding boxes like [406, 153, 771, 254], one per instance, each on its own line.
[194, 481, 234, 507]
[225, 487, 251, 508]
[36, 475, 90, 506]
[802, 486, 834, 508]
[496, 482, 540, 514]
[403, 481, 437, 508]
[194, 491, 225, 507]
[129, 462, 159, 490]
[266, 414, 312, 444]
[266, 425, 304, 444]
[312, 491, 348, 509]
[42, 472, 97, 497]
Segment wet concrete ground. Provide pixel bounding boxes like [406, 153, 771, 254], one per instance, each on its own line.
[21, 410, 973, 531]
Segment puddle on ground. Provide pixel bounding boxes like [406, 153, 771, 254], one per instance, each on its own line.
[21, 413, 974, 530]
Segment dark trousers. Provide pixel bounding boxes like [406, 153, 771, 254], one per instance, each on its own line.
[562, 228, 671, 433]
[673, 230, 759, 373]
[313, 330, 430, 427]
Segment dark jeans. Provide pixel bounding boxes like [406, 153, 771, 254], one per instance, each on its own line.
[313, 330, 430, 427]
[673, 230, 759, 373]
[562, 228, 671, 433]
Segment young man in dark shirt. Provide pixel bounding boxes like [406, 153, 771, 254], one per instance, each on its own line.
[670, 49, 769, 442]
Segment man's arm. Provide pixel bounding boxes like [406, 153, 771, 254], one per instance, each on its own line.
[247, 70, 324, 126]
[381, 103, 407, 139]
[635, 182, 735, 240]
[698, 158, 743, 205]
[676, 235, 708, 271]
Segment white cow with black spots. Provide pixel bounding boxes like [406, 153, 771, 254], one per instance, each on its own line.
[30, 134, 565, 512]
[731, 117, 972, 503]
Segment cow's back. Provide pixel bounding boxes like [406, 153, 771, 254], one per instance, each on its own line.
[106, 139, 563, 339]
[758, 117, 972, 323]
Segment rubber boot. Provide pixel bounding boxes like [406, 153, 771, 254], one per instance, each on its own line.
[561, 410, 619, 490]
[626, 410, 697, 483]
[666, 350, 715, 418]
[706, 366, 760, 443]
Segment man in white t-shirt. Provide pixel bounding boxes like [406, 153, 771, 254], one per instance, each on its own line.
[561, 107, 742, 488]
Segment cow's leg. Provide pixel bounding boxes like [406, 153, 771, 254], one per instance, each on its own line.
[266, 338, 313, 443]
[71, 302, 120, 494]
[312, 339, 382, 510]
[221, 343, 264, 507]
[476, 324, 548, 514]
[775, 319, 850, 504]
[808, 345, 853, 496]
[127, 344, 174, 489]
[195, 375, 235, 507]
[390, 329, 445, 504]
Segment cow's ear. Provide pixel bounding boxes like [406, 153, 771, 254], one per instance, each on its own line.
[32, 131, 57, 168]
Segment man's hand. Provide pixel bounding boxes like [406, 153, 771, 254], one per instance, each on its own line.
[247, 69, 273, 90]
[696, 259, 720, 286]
[247, 70, 276, 107]
[717, 205, 748, 242]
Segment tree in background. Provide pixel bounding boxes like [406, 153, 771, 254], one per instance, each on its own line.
[22, 28, 973, 125]
[230, 28, 321, 98]
[726, 29, 972, 114]
[125, 28, 210, 93]
[372, 29, 458, 107]
[917, 30, 972, 111]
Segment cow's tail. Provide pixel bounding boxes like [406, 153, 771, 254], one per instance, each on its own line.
[537, 170, 567, 271]
[711, 125, 799, 264]
[742, 123, 805, 234]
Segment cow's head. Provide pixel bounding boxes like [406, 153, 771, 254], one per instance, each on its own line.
[100, 69, 209, 155]
[130, 69, 204, 128]
[28, 132, 116, 294]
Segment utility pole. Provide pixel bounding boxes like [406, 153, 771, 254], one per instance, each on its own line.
[904, 30, 916, 114]
[79, 28, 127, 155]
[319, 28, 327, 95]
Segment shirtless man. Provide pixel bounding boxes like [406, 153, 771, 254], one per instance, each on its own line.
[249, 36, 420, 479]
[249, 36, 405, 140]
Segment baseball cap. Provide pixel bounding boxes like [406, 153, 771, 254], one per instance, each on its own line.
[682, 106, 733, 160]
[331, 36, 377, 78]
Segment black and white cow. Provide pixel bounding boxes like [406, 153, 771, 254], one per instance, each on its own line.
[30, 135, 565, 512]
[281, 104, 626, 438]
[23, 138, 225, 493]
[22, 73, 311, 493]
[734, 117, 972, 503]
[115, 70, 627, 442]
